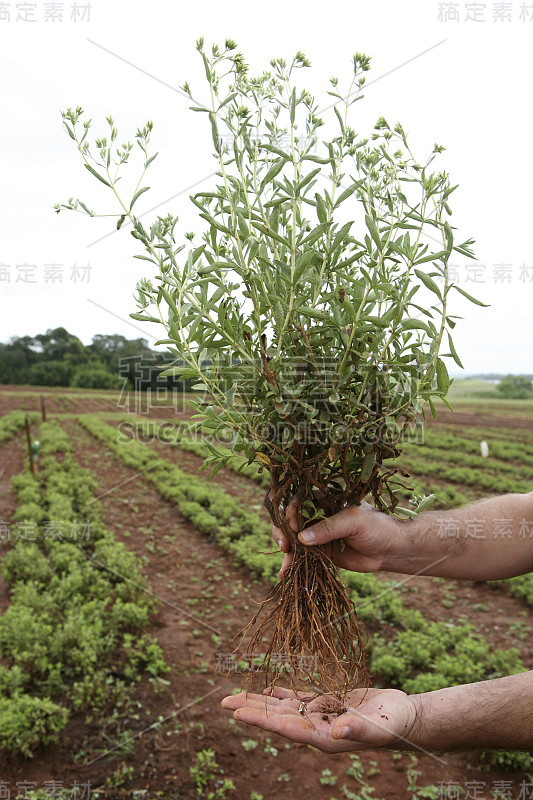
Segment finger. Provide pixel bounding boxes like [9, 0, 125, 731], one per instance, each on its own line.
[263, 686, 311, 700]
[297, 506, 358, 547]
[221, 692, 300, 711]
[238, 701, 301, 716]
[233, 706, 317, 742]
[286, 496, 300, 533]
[278, 551, 293, 579]
[271, 524, 290, 554]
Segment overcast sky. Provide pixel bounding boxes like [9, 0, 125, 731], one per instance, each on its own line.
[1, 0, 532, 375]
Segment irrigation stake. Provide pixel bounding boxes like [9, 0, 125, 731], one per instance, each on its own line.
[24, 413, 37, 477]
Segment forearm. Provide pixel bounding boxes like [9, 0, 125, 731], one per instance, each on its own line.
[404, 671, 533, 753]
[383, 492, 533, 580]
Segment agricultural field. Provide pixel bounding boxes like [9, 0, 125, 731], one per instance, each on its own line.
[0, 384, 532, 799]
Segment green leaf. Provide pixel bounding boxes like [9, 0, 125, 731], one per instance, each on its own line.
[290, 87, 296, 125]
[302, 154, 332, 165]
[209, 112, 221, 153]
[416, 494, 436, 513]
[78, 201, 93, 216]
[452, 285, 489, 307]
[334, 105, 345, 135]
[315, 193, 327, 223]
[160, 286, 178, 314]
[330, 221, 353, 252]
[443, 221, 453, 254]
[414, 269, 442, 300]
[447, 332, 463, 369]
[297, 308, 330, 321]
[84, 163, 112, 188]
[210, 459, 226, 479]
[130, 186, 150, 211]
[297, 167, 321, 194]
[401, 319, 431, 334]
[63, 122, 76, 140]
[259, 144, 291, 160]
[395, 506, 418, 519]
[436, 357, 450, 393]
[129, 312, 160, 323]
[334, 181, 363, 208]
[116, 214, 126, 230]
[199, 212, 231, 236]
[365, 214, 381, 250]
[294, 249, 317, 283]
[260, 158, 285, 192]
[299, 222, 330, 247]
[360, 450, 375, 482]
[250, 219, 289, 246]
[145, 153, 158, 168]
[217, 92, 238, 111]
[413, 249, 448, 265]
[274, 300, 284, 332]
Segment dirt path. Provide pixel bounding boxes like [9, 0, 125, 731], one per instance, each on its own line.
[0, 434, 26, 614]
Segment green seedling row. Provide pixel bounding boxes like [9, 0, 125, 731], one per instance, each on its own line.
[1, 420, 168, 757]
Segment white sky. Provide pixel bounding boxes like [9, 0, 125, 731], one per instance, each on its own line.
[1, 0, 532, 375]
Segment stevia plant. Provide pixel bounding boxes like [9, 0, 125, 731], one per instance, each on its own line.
[55, 38, 484, 704]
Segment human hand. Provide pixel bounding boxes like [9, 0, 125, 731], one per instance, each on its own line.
[221, 686, 419, 753]
[272, 498, 402, 579]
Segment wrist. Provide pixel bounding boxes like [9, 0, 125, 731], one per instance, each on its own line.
[395, 692, 428, 752]
[380, 515, 432, 575]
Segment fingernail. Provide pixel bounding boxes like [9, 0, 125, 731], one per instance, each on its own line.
[299, 529, 315, 543]
[340, 726, 351, 739]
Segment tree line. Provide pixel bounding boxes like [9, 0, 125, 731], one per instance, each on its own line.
[0, 328, 191, 391]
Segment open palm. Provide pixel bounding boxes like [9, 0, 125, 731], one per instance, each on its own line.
[221, 686, 418, 754]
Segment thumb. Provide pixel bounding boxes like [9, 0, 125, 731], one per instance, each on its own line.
[331, 711, 372, 743]
[331, 711, 397, 748]
[297, 506, 357, 546]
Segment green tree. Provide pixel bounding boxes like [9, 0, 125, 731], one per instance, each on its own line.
[70, 364, 122, 389]
[497, 375, 533, 399]
[27, 360, 71, 387]
[35, 327, 86, 365]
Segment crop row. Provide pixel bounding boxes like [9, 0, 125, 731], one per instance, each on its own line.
[403, 441, 533, 480]
[393, 453, 533, 496]
[406, 431, 533, 470]
[0, 410, 40, 444]
[116, 416, 271, 487]
[437, 423, 533, 450]
[78, 413, 528, 766]
[1, 420, 168, 757]
[117, 417, 476, 510]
